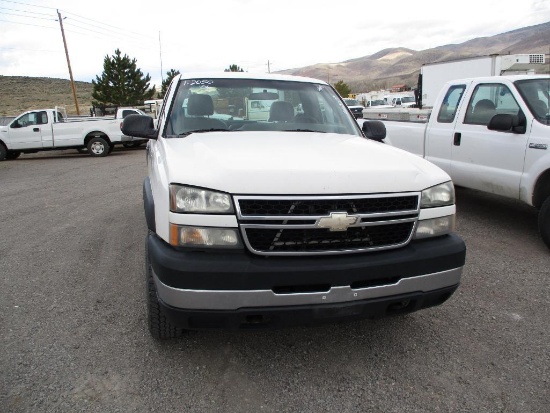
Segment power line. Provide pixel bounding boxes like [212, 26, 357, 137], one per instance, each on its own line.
[60, 10, 152, 41]
[0, 5, 53, 16]
[0, 1, 155, 43]
[0, 17, 56, 29]
[0, 46, 62, 53]
[0, 10, 55, 20]
[0, 0, 56, 11]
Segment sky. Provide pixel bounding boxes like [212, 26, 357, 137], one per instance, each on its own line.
[1, 0, 549, 89]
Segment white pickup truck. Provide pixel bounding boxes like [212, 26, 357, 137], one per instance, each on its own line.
[0, 107, 144, 160]
[122, 72, 466, 339]
[361, 75, 550, 248]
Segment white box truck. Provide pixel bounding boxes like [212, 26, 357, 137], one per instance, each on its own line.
[419, 54, 546, 108]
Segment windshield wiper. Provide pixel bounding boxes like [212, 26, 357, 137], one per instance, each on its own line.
[282, 129, 325, 133]
[178, 128, 231, 136]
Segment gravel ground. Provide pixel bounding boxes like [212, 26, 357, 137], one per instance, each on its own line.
[1, 148, 549, 413]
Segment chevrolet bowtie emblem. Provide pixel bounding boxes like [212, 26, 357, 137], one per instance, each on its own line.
[317, 212, 358, 232]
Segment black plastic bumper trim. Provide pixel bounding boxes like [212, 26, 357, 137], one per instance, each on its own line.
[148, 232, 466, 291]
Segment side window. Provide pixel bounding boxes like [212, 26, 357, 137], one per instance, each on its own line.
[437, 85, 466, 123]
[464, 84, 520, 125]
[15, 112, 39, 127]
[12, 113, 30, 128]
[37, 111, 48, 125]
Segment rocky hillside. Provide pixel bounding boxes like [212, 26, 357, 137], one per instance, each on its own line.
[278, 22, 550, 91]
[0, 76, 93, 116]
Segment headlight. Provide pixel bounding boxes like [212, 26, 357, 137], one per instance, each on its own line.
[170, 185, 234, 213]
[169, 224, 242, 248]
[421, 181, 455, 208]
[414, 215, 455, 239]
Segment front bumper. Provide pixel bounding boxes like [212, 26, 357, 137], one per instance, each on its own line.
[148, 232, 465, 328]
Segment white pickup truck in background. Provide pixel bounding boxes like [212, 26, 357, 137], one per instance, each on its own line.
[0, 107, 144, 160]
[361, 75, 550, 248]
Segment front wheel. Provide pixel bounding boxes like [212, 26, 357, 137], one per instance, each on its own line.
[538, 197, 550, 249]
[0, 144, 7, 161]
[6, 150, 21, 160]
[87, 136, 110, 157]
[146, 243, 185, 339]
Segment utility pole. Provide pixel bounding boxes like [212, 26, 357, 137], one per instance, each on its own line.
[57, 10, 80, 115]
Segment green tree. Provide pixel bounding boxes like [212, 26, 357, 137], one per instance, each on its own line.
[334, 80, 351, 98]
[224, 64, 244, 72]
[92, 49, 155, 107]
[159, 68, 180, 98]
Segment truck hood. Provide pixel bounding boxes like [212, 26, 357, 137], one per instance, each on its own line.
[161, 132, 451, 194]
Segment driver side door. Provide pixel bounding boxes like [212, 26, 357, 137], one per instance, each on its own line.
[8, 111, 48, 150]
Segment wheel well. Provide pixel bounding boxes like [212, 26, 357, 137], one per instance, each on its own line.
[533, 169, 550, 209]
[0, 139, 6, 150]
[84, 132, 111, 146]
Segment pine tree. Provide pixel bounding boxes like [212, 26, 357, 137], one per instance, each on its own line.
[334, 80, 351, 98]
[92, 49, 155, 107]
[159, 69, 180, 98]
[224, 64, 245, 72]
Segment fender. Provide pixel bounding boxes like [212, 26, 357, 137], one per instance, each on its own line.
[143, 177, 156, 232]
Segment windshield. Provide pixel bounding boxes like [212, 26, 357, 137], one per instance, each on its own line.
[515, 78, 550, 125]
[165, 78, 362, 137]
[371, 100, 387, 106]
[343, 99, 361, 106]
[402, 96, 415, 103]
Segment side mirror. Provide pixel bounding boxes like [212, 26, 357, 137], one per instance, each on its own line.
[121, 115, 157, 139]
[488, 113, 523, 133]
[362, 120, 386, 142]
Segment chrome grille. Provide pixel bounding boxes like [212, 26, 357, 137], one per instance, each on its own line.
[235, 194, 420, 256]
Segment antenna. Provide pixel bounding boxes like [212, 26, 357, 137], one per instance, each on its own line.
[159, 31, 164, 82]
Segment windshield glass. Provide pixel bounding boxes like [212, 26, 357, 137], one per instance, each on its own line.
[402, 96, 415, 103]
[515, 78, 550, 125]
[343, 99, 361, 106]
[165, 78, 362, 137]
[371, 100, 387, 106]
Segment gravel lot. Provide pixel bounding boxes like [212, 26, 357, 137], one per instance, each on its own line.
[1, 148, 549, 413]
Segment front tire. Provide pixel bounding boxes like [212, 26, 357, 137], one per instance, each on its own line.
[87, 136, 110, 157]
[539, 197, 550, 249]
[6, 150, 21, 160]
[146, 241, 185, 339]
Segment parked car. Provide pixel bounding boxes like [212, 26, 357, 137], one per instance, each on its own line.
[343, 98, 365, 119]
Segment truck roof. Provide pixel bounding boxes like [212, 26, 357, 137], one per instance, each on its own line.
[445, 74, 549, 84]
[175, 72, 328, 85]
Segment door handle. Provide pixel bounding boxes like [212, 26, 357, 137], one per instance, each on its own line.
[453, 132, 461, 146]
[33, 127, 39, 132]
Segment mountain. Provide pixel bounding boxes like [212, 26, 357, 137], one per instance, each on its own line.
[0, 76, 94, 117]
[277, 21, 550, 91]
[1, 22, 549, 116]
